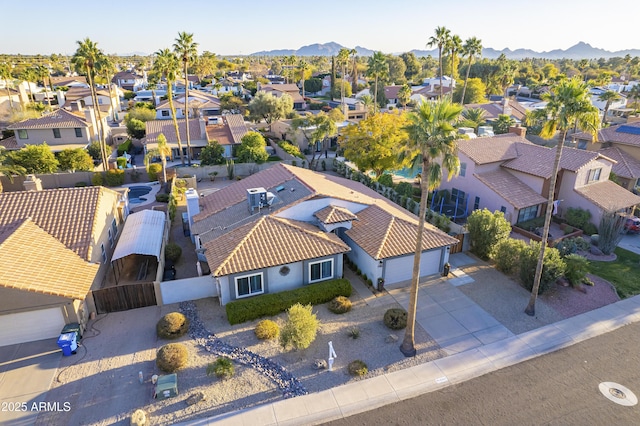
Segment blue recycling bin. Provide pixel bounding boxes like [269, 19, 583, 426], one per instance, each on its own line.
[57, 332, 78, 356]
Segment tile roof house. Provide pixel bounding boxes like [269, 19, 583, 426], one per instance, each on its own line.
[437, 133, 640, 226]
[111, 71, 147, 91]
[204, 114, 248, 157]
[0, 185, 126, 346]
[58, 86, 123, 121]
[145, 118, 207, 160]
[155, 91, 221, 120]
[192, 163, 457, 304]
[463, 98, 527, 124]
[259, 84, 305, 110]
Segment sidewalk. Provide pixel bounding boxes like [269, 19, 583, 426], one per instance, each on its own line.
[176, 253, 640, 425]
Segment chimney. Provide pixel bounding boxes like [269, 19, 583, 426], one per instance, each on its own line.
[23, 174, 43, 191]
[56, 90, 65, 107]
[502, 98, 512, 117]
[509, 125, 527, 137]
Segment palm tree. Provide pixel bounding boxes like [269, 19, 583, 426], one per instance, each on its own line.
[525, 77, 600, 316]
[297, 59, 310, 99]
[0, 147, 27, 193]
[366, 51, 388, 114]
[460, 107, 486, 133]
[20, 68, 37, 104]
[629, 84, 640, 111]
[72, 38, 109, 170]
[350, 48, 358, 94]
[428, 26, 451, 98]
[0, 63, 15, 110]
[460, 37, 482, 106]
[173, 31, 199, 165]
[337, 48, 351, 113]
[447, 34, 462, 81]
[96, 55, 118, 121]
[598, 90, 621, 125]
[400, 98, 463, 356]
[35, 65, 52, 109]
[153, 48, 185, 166]
[144, 133, 172, 183]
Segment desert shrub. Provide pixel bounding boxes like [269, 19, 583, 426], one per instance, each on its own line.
[377, 174, 393, 188]
[147, 163, 162, 181]
[104, 169, 125, 186]
[279, 303, 319, 350]
[572, 236, 591, 252]
[225, 278, 352, 324]
[583, 222, 598, 236]
[563, 225, 575, 235]
[519, 241, 566, 294]
[207, 357, 234, 379]
[383, 308, 408, 330]
[254, 319, 280, 340]
[91, 172, 104, 186]
[467, 208, 512, 260]
[156, 312, 190, 339]
[597, 212, 626, 255]
[493, 238, 527, 275]
[156, 343, 188, 373]
[348, 360, 368, 377]
[156, 193, 170, 202]
[347, 327, 360, 339]
[328, 296, 352, 314]
[565, 207, 591, 230]
[277, 141, 305, 159]
[164, 243, 182, 262]
[564, 253, 593, 287]
[555, 238, 578, 257]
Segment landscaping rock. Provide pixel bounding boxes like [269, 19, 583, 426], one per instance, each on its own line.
[185, 391, 206, 406]
[313, 359, 327, 370]
[385, 334, 398, 343]
[590, 245, 603, 256]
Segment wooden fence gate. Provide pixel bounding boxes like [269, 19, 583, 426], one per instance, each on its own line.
[92, 282, 157, 314]
[450, 233, 465, 254]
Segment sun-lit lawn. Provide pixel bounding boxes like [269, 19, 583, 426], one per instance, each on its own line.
[587, 247, 640, 298]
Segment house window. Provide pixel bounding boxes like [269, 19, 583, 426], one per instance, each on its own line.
[235, 273, 263, 298]
[309, 259, 333, 283]
[587, 168, 602, 183]
[517, 205, 538, 223]
[75, 128, 83, 138]
[53, 128, 61, 138]
[474, 196, 480, 210]
[577, 140, 587, 150]
[108, 229, 114, 247]
[500, 206, 507, 214]
[161, 110, 170, 117]
[18, 129, 28, 139]
[111, 218, 118, 238]
[100, 243, 107, 263]
[460, 162, 467, 177]
[451, 188, 466, 201]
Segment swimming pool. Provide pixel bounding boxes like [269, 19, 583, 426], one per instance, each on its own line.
[128, 185, 152, 204]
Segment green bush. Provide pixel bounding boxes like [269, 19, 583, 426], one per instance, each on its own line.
[348, 360, 368, 377]
[156, 312, 190, 339]
[279, 303, 319, 350]
[91, 172, 104, 186]
[207, 357, 234, 379]
[377, 174, 393, 188]
[116, 157, 127, 169]
[564, 253, 592, 287]
[104, 169, 125, 186]
[565, 207, 591, 230]
[156, 193, 170, 202]
[493, 238, 527, 275]
[165, 243, 182, 262]
[225, 278, 352, 325]
[383, 308, 408, 330]
[395, 182, 413, 197]
[583, 223, 598, 236]
[347, 326, 360, 339]
[563, 225, 575, 235]
[147, 163, 163, 181]
[555, 238, 578, 257]
[519, 241, 566, 294]
[254, 319, 280, 340]
[467, 209, 512, 260]
[156, 343, 188, 373]
[117, 139, 132, 156]
[328, 296, 352, 314]
[277, 141, 305, 159]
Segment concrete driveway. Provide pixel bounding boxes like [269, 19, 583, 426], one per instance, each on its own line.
[618, 232, 640, 255]
[0, 339, 62, 425]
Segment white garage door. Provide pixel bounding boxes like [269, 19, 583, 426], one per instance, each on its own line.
[0, 307, 66, 347]
[384, 249, 443, 285]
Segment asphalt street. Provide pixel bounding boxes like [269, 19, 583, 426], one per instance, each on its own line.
[325, 322, 640, 426]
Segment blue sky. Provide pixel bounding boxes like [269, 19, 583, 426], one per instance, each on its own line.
[1, 0, 639, 55]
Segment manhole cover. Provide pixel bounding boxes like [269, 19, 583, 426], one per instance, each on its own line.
[599, 382, 638, 406]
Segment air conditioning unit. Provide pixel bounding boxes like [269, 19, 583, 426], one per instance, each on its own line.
[247, 187, 268, 213]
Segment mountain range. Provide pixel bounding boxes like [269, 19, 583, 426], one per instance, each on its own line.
[250, 41, 640, 60]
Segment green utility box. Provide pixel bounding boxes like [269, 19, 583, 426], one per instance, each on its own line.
[154, 374, 178, 400]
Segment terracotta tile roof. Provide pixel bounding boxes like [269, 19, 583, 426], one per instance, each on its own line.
[346, 205, 458, 260]
[598, 147, 640, 179]
[7, 108, 88, 130]
[572, 121, 640, 147]
[0, 135, 18, 149]
[502, 144, 607, 178]
[0, 186, 118, 261]
[0, 219, 99, 299]
[204, 216, 350, 276]
[145, 118, 204, 145]
[314, 205, 358, 224]
[475, 170, 547, 209]
[575, 180, 640, 212]
[204, 114, 247, 146]
[464, 99, 527, 122]
[156, 91, 221, 110]
[261, 84, 304, 103]
[50, 76, 88, 87]
[384, 85, 403, 100]
[456, 133, 530, 164]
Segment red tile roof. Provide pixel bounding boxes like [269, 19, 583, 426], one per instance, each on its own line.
[575, 180, 640, 212]
[598, 147, 640, 179]
[475, 169, 547, 209]
[7, 109, 88, 130]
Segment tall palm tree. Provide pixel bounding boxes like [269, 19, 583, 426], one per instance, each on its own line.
[72, 38, 109, 170]
[428, 26, 451, 98]
[0, 63, 15, 110]
[447, 34, 462, 81]
[153, 48, 185, 166]
[173, 31, 199, 165]
[297, 59, 310, 99]
[96, 55, 118, 121]
[350, 48, 358, 94]
[366, 52, 388, 114]
[460, 37, 482, 106]
[400, 98, 463, 356]
[598, 90, 621, 125]
[35, 65, 52, 109]
[525, 77, 600, 316]
[20, 68, 37, 104]
[337, 48, 351, 113]
[144, 133, 172, 183]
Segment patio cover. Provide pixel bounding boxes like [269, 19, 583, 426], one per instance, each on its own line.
[112, 209, 166, 262]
